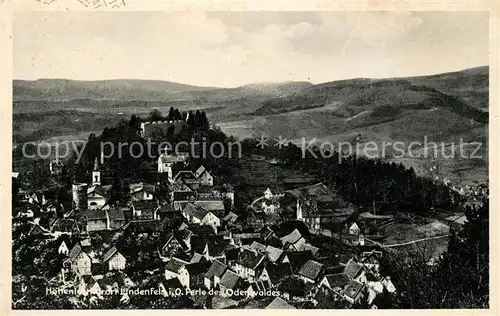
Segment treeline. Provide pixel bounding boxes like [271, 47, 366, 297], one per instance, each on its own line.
[240, 139, 459, 214]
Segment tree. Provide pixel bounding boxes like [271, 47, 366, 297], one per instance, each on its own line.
[149, 109, 163, 122]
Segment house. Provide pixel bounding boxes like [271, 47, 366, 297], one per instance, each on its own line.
[258, 264, 291, 287]
[50, 218, 80, 236]
[319, 273, 350, 291]
[292, 242, 320, 257]
[58, 241, 70, 255]
[297, 260, 324, 283]
[223, 212, 239, 225]
[344, 259, 366, 282]
[207, 239, 233, 261]
[232, 248, 266, 281]
[193, 165, 213, 187]
[159, 278, 184, 297]
[219, 269, 244, 297]
[250, 241, 267, 252]
[193, 200, 225, 216]
[77, 275, 101, 297]
[130, 185, 155, 202]
[132, 200, 159, 220]
[82, 210, 109, 232]
[204, 260, 228, 289]
[174, 166, 213, 190]
[263, 188, 284, 200]
[165, 257, 190, 284]
[108, 209, 126, 229]
[102, 246, 126, 271]
[158, 152, 189, 181]
[87, 185, 108, 210]
[182, 203, 221, 230]
[265, 245, 286, 264]
[349, 222, 361, 235]
[190, 253, 206, 263]
[344, 280, 365, 304]
[183, 261, 212, 290]
[381, 277, 396, 293]
[160, 232, 189, 259]
[157, 203, 176, 220]
[286, 251, 313, 274]
[280, 229, 306, 249]
[360, 250, 383, 272]
[65, 244, 92, 276]
[265, 297, 295, 309]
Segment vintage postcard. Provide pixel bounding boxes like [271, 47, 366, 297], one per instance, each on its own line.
[2, 0, 498, 312]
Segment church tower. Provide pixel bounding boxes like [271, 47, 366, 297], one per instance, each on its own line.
[92, 157, 101, 186]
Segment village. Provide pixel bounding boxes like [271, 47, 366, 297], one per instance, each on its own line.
[11, 125, 405, 309]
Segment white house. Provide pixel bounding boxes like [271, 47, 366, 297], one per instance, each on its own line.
[349, 222, 360, 235]
[58, 241, 69, 256]
[87, 185, 108, 210]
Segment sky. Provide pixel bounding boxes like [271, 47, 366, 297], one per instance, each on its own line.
[13, 11, 489, 87]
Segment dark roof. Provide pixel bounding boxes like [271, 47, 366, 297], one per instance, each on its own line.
[102, 246, 121, 263]
[160, 277, 183, 290]
[280, 229, 303, 245]
[108, 209, 125, 221]
[205, 260, 228, 279]
[185, 261, 211, 276]
[133, 200, 158, 210]
[365, 271, 379, 282]
[188, 224, 215, 236]
[235, 248, 265, 270]
[297, 260, 324, 280]
[344, 280, 365, 300]
[208, 240, 232, 257]
[193, 200, 225, 212]
[286, 251, 312, 273]
[323, 273, 350, 289]
[124, 220, 160, 233]
[266, 297, 295, 309]
[262, 264, 292, 284]
[173, 191, 197, 202]
[81, 209, 107, 221]
[219, 270, 242, 290]
[87, 185, 107, 197]
[158, 203, 175, 213]
[344, 259, 363, 279]
[165, 258, 188, 273]
[184, 203, 210, 220]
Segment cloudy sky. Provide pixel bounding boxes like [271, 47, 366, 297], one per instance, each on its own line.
[14, 11, 488, 87]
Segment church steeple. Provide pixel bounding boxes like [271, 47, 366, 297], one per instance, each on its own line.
[92, 157, 101, 186]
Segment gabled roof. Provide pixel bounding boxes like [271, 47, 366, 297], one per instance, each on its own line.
[265, 245, 284, 263]
[81, 209, 107, 221]
[185, 261, 211, 276]
[235, 248, 266, 270]
[280, 229, 303, 245]
[262, 264, 291, 284]
[175, 170, 197, 180]
[158, 203, 175, 213]
[250, 241, 267, 252]
[102, 246, 122, 263]
[165, 257, 188, 273]
[293, 242, 320, 256]
[190, 253, 205, 263]
[108, 209, 125, 221]
[287, 251, 313, 273]
[208, 239, 232, 257]
[297, 260, 324, 281]
[133, 200, 158, 211]
[323, 273, 350, 289]
[266, 297, 295, 309]
[223, 211, 238, 223]
[219, 270, 242, 290]
[51, 218, 80, 233]
[344, 280, 365, 300]
[194, 165, 206, 178]
[183, 203, 211, 220]
[193, 200, 225, 212]
[204, 260, 227, 279]
[344, 259, 363, 279]
[87, 185, 107, 197]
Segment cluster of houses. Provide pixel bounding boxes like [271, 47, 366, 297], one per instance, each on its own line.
[14, 150, 397, 309]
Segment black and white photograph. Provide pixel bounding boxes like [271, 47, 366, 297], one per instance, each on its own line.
[11, 9, 490, 309]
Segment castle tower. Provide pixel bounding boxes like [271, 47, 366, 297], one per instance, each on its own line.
[92, 157, 101, 186]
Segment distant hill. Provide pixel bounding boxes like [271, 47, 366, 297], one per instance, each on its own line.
[13, 79, 312, 102]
